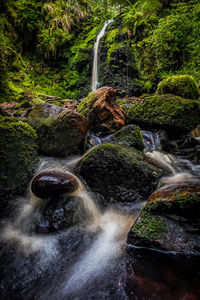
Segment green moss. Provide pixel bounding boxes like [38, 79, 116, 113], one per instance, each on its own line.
[133, 211, 168, 240]
[116, 94, 200, 134]
[106, 125, 144, 150]
[0, 119, 37, 139]
[174, 193, 200, 209]
[143, 200, 173, 213]
[82, 143, 160, 178]
[41, 116, 55, 127]
[143, 192, 200, 214]
[156, 75, 200, 100]
[76, 91, 96, 117]
[79, 142, 162, 204]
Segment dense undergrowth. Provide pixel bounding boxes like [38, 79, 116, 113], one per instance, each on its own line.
[0, 0, 199, 102]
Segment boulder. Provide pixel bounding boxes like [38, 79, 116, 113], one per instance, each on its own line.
[0, 117, 39, 202]
[78, 143, 163, 204]
[128, 182, 200, 252]
[28, 103, 88, 156]
[117, 94, 200, 135]
[38, 195, 85, 233]
[156, 75, 200, 100]
[28, 102, 63, 129]
[31, 171, 79, 198]
[77, 86, 125, 134]
[102, 125, 144, 150]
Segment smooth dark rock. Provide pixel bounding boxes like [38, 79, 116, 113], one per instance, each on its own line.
[31, 171, 79, 198]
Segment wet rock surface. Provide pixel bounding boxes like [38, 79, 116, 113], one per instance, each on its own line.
[37, 195, 86, 233]
[31, 171, 79, 199]
[128, 182, 200, 252]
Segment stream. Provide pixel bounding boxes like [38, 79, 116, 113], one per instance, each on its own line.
[0, 130, 200, 300]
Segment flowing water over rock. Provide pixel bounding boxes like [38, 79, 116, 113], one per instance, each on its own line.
[91, 20, 113, 91]
[0, 131, 200, 299]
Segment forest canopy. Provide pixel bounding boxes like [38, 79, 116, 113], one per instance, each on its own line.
[0, 0, 199, 99]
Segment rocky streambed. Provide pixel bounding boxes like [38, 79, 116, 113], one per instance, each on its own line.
[0, 79, 200, 299]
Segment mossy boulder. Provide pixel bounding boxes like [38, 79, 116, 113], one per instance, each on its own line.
[117, 94, 200, 135]
[28, 103, 63, 129]
[103, 125, 144, 150]
[156, 75, 200, 100]
[77, 87, 125, 134]
[0, 117, 39, 202]
[28, 103, 88, 156]
[78, 143, 163, 204]
[128, 182, 200, 252]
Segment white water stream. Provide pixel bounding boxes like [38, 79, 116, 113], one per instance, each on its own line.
[91, 19, 113, 91]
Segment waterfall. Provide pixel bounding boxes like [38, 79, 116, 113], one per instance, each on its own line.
[91, 19, 113, 91]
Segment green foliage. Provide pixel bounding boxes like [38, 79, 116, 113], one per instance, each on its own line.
[0, 0, 200, 101]
[137, 2, 200, 81]
[121, 0, 161, 36]
[16, 0, 42, 32]
[157, 75, 200, 99]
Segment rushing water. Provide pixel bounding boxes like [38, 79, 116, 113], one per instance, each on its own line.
[0, 131, 200, 299]
[91, 19, 113, 91]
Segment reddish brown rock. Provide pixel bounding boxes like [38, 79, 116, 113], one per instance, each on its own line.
[31, 171, 79, 198]
[77, 86, 125, 133]
[0, 102, 17, 117]
[148, 182, 200, 210]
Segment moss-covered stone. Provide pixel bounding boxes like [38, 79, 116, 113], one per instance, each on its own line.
[28, 103, 88, 156]
[156, 75, 200, 100]
[0, 118, 39, 202]
[144, 184, 200, 214]
[103, 125, 144, 150]
[117, 94, 200, 135]
[128, 183, 200, 252]
[78, 143, 162, 204]
[28, 103, 63, 129]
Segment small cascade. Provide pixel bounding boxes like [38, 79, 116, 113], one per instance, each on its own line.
[142, 130, 200, 184]
[142, 130, 161, 150]
[91, 19, 113, 91]
[63, 210, 134, 296]
[1, 191, 58, 254]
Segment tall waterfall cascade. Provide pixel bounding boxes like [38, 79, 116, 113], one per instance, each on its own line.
[91, 19, 113, 91]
